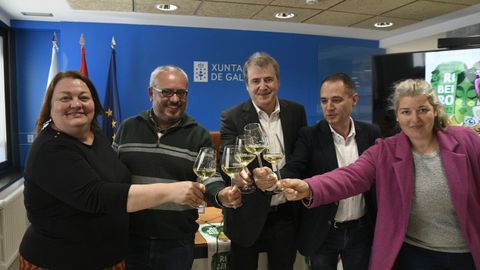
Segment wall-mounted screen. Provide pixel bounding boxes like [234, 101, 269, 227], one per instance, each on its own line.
[372, 52, 425, 137]
[373, 47, 480, 137]
[425, 48, 480, 133]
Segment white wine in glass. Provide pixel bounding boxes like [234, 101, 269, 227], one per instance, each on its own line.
[245, 144, 268, 156]
[221, 165, 243, 179]
[193, 167, 217, 181]
[244, 123, 269, 167]
[234, 135, 257, 194]
[193, 147, 217, 182]
[193, 147, 217, 208]
[234, 152, 256, 167]
[263, 134, 285, 193]
[221, 145, 246, 205]
[221, 145, 243, 179]
[263, 153, 284, 165]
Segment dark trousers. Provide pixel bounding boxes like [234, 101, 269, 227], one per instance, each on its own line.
[125, 235, 194, 270]
[309, 216, 372, 270]
[393, 242, 475, 270]
[230, 205, 297, 270]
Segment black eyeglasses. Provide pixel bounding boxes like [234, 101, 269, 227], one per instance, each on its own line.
[152, 87, 188, 99]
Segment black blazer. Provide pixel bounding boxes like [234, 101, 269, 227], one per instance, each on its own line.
[219, 99, 307, 247]
[281, 120, 382, 256]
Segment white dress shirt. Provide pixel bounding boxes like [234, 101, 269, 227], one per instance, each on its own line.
[252, 100, 286, 206]
[330, 119, 366, 222]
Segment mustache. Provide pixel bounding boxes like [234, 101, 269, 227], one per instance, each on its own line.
[167, 101, 181, 107]
[256, 89, 272, 95]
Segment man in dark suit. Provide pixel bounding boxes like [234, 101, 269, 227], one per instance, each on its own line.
[277, 73, 382, 270]
[220, 52, 307, 270]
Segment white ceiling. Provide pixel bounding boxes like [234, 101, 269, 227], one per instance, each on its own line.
[1, 0, 480, 47]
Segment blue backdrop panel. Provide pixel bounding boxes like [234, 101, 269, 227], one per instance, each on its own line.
[12, 20, 379, 165]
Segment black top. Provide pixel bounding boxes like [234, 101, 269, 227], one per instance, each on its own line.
[20, 125, 131, 270]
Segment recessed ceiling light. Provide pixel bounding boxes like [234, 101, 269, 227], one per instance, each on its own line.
[156, 4, 178, 11]
[21, 12, 54, 17]
[374, 21, 394, 28]
[274, 12, 295, 19]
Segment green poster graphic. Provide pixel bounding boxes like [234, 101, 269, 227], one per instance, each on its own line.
[430, 60, 480, 132]
[200, 224, 230, 270]
[211, 251, 229, 270]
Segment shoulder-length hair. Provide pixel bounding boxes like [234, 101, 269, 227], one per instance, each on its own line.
[388, 78, 448, 131]
[35, 71, 104, 134]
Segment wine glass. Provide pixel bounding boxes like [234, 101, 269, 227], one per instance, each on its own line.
[263, 134, 285, 193]
[234, 135, 257, 194]
[193, 147, 217, 208]
[221, 145, 244, 207]
[244, 123, 269, 167]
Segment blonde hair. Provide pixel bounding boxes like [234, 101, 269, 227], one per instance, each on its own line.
[389, 79, 448, 130]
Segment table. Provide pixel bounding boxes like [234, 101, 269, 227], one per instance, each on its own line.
[193, 207, 310, 270]
[194, 207, 224, 258]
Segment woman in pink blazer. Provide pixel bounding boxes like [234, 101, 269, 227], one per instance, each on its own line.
[261, 79, 480, 270]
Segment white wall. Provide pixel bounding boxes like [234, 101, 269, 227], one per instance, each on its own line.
[0, 8, 10, 26]
[386, 33, 446, 54]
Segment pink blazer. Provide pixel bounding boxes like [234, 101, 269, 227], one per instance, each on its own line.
[306, 126, 480, 270]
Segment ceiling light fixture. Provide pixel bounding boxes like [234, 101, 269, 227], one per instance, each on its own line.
[374, 21, 394, 28]
[21, 12, 54, 17]
[156, 4, 178, 11]
[274, 12, 295, 19]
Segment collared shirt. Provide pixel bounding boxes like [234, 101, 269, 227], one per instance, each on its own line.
[252, 99, 286, 206]
[329, 118, 366, 222]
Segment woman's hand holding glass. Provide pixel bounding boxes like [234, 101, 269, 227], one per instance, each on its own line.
[251, 167, 311, 200]
[280, 179, 311, 201]
[193, 147, 217, 208]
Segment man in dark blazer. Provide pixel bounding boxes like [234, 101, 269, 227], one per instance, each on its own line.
[279, 73, 382, 270]
[220, 52, 307, 270]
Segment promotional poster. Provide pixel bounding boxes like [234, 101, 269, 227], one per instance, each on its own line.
[425, 48, 480, 134]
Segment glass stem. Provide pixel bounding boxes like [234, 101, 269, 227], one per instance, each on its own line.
[230, 176, 242, 208]
[257, 154, 263, 167]
[276, 165, 282, 179]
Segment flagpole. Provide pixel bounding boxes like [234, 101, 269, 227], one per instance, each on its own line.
[79, 33, 89, 77]
[102, 36, 122, 142]
[111, 36, 116, 49]
[47, 32, 59, 87]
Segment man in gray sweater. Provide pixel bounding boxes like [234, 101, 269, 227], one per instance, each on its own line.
[114, 65, 241, 270]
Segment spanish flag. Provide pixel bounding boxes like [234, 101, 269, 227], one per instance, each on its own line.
[79, 33, 88, 77]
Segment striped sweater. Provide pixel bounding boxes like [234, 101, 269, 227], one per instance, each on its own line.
[113, 110, 225, 240]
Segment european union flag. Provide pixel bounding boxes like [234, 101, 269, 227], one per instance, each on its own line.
[102, 37, 121, 143]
